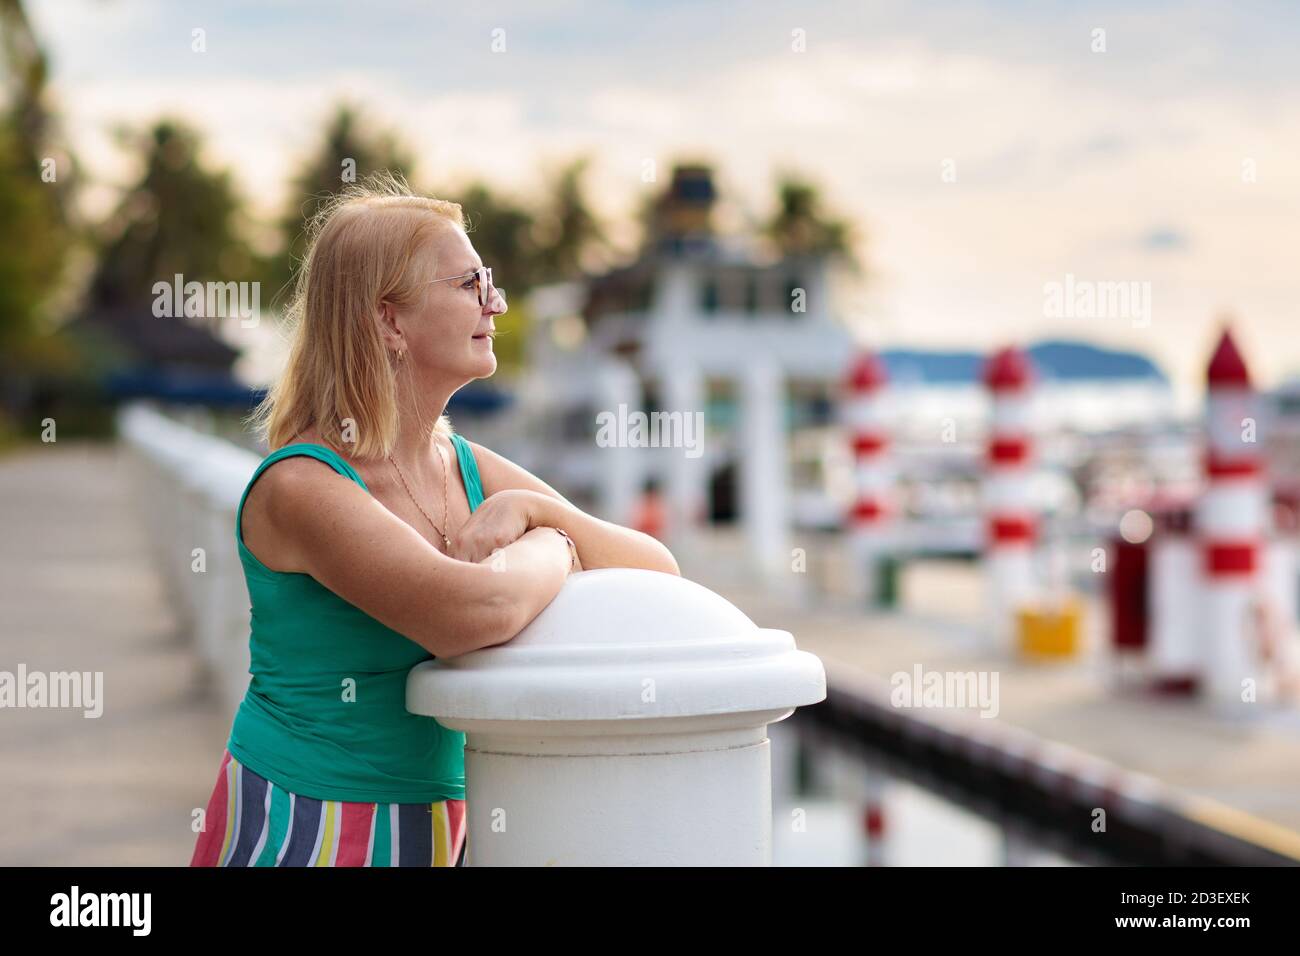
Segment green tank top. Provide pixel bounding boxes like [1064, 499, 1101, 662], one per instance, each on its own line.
[226, 433, 484, 804]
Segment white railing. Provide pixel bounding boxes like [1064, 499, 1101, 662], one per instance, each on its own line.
[119, 401, 838, 864]
[118, 401, 261, 716]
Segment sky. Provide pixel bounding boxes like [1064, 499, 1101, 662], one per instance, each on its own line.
[30, 0, 1300, 411]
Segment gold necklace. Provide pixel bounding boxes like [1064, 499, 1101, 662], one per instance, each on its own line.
[388, 440, 452, 550]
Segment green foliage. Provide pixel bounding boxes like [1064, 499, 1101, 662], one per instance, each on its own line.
[454, 180, 538, 287]
[0, 0, 87, 440]
[763, 172, 862, 272]
[528, 157, 609, 279]
[88, 119, 256, 314]
[266, 103, 415, 304]
[0, 118, 66, 351]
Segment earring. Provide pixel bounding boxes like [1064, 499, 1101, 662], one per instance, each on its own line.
[397, 348, 405, 362]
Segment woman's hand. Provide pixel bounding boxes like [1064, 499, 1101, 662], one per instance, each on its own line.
[447, 489, 543, 564]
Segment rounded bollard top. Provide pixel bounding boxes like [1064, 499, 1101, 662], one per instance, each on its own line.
[407, 568, 826, 724]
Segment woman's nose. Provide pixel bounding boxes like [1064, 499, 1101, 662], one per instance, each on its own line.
[486, 286, 507, 316]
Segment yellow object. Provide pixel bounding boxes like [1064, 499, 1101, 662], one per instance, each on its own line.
[1016, 599, 1083, 659]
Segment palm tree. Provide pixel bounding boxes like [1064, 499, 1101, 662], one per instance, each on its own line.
[762, 172, 861, 272]
[268, 103, 415, 304]
[88, 120, 253, 323]
[0, 0, 81, 436]
[531, 156, 609, 278]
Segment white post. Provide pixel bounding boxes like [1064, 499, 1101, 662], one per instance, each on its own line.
[656, 359, 709, 556]
[407, 568, 826, 866]
[739, 360, 790, 587]
[652, 262, 696, 322]
[594, 360, 643, 527]
[1149, 504, 1200, 694]
[860, 770, 889, 867]
[1262, 538, 1300, 701]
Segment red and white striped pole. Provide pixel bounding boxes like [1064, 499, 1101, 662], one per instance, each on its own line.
[1198, 328, 1268, 711]
[983, 346, 1038, 651]
[843, 351, 894, 606]
[861, 773, 888, 867]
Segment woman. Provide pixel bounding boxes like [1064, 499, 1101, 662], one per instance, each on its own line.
[190, 173, 680, 867]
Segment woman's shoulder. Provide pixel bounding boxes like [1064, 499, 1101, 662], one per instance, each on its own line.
[248, 430, 369, 517]
[268, 428, 374, 479]
[241, 448, 374, 574]
[276, 426, 338, 455]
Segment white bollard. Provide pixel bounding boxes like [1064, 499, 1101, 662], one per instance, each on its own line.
[406, 568, 826, 866]
[1149, 503, 1200, 693]
[1262, 538, 1300, 701]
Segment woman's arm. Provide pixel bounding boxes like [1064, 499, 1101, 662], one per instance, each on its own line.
[526, 492, 679, 576]
[469, 440, 681, 576]
[471, 526, 579, 644]
[264, 458, 575, 657]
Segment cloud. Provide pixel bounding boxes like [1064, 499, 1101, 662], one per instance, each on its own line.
[30, 0, 1300, 405]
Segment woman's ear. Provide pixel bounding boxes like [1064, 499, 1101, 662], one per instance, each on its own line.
[376, 298, 403, 350]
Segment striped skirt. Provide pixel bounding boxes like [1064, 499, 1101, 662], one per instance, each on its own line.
[190, 750, 467, 867]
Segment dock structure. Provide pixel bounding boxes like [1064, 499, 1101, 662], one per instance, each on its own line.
[685, 526, 1300, 863]
[5, 430, 1298, 865]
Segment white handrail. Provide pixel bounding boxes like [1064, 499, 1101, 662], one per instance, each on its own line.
[118, 402, 261, 715]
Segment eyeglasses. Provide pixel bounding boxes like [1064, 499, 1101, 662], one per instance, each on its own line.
[426, 266, 495, 308]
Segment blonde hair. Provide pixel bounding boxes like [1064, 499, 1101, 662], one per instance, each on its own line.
[247, 171, 464, 459]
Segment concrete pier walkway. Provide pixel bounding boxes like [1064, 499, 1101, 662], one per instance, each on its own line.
[0, 441, 230, 865]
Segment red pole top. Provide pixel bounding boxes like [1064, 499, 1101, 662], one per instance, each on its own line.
[1206, 327, 1251, 389]
[846, 351, 888, 392]
[983, 346, 1034, 392]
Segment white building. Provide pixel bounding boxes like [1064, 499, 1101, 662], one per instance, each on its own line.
[515, 166, 857, 583]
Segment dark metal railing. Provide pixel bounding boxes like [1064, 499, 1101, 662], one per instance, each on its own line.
[794, 667, 1300, 866]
